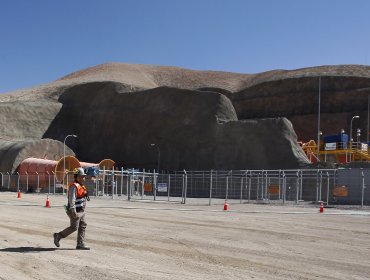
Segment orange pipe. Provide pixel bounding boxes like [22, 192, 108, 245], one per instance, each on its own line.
[17, 157, 115, 188]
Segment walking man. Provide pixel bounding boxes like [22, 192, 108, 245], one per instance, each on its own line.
[53, 167, 90, 250]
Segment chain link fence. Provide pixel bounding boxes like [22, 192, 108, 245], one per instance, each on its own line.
[1, 168, 369, 206]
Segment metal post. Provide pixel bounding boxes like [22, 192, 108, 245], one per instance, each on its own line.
[361, 170, 365, 208]
[184, 171, 188, 204]
[316, 169, 319, 202]
[112, 167, 115, 200]
[299, 170, 303, 201]
[326, 172, 330, 205]
[36, 172, 40, 194]
[26, 172, 29, 193]
[47, 171, 50, 194]
[16, 172, 20, 192]
[248, 171, 251, 203]
[101, 167, 104, 196]
[53, 172, 56, 195]
[142, 169, 145, 199]
[260, 170, 264, 200]
[319, 171, 323, 201]
[225, 175, 229, 200]
[278, 170, 281, 200]
[168, 174, 171, 202]
[7, 172, 10, 189]
[296, 171, 299, 204]
[120, 167, 124, 197]
[265, 170, 268, 199]
[240, 176, 243, 204]
[181, 174, 185, 203]
[282, 171, 286, 205]
[153, 169, 157, 201]
[182, 170, 187, 204]
[256, 172, 260, 201]
[209, 170, 213, 206]
[126, 172, 130, 201]
[95, 169, 99, 197]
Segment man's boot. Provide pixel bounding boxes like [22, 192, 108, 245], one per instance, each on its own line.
[53, 233, 61, 248]
[76, 244, 90, 250]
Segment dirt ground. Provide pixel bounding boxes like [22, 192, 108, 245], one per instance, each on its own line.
[0, 192, 369, 280]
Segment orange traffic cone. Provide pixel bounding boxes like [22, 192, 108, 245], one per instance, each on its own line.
[17, 190, 21, 199]
[223, 200, 229, 211]
[45, 196, 51, 208]
[319, 201, 324, 213]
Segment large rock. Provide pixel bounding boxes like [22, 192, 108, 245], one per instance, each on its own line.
[42, 82, 309, 169]
[0, 139, 73, 173]
[4, 62, 368, 171]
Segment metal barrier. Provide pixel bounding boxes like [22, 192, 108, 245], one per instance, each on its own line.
[0, 168, 368, 206]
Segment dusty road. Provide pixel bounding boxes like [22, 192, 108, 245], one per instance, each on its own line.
[0, 192, 369, 280]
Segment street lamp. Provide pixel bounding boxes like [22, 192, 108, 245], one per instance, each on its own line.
[357, 128, 361, 150]
[340, 129, 345, 149]
[63, 134, 78, 184]
[317, 76, 321, 160]
[150, 143, 160, 173]
[350, 116, 360, 162]
[368, 95, 370, 144]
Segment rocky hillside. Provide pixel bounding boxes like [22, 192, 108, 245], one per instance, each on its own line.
[3, 62, 369, 171]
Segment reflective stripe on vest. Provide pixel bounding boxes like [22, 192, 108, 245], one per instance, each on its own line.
[69, 181, 87, 211]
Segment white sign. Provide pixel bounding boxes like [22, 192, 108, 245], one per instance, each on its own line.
[325, 143, 336, 151]
[362, 143, 368, 151]
[157, 183, 168, 192]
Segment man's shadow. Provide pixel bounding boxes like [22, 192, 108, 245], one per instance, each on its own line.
[0, 247, 74, 253]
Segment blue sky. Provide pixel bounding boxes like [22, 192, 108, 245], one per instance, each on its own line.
[1, 0, 370, 93]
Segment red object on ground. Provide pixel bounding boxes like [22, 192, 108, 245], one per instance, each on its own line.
[223, 200, 229, 211]
[319, 202, 324, 213]
[45, 196, 51, 208]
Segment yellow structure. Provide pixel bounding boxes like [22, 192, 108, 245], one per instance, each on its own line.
[300, 140, 370, 164]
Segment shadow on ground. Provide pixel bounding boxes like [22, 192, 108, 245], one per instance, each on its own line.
[0, 247, 74, 253]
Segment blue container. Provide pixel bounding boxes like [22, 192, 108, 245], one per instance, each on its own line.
[85, 166, 99, 177]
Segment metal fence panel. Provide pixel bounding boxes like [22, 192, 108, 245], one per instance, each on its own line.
[0, 168, 368, 205]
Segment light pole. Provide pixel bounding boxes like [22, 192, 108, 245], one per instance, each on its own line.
[63, 134, 78, 183]
[357, 128, 361, 150]
[366, 95, 370, 145]
[150, 143, 160, 173]
[350, 116, 359, 162]
[317, 76, 321, 161]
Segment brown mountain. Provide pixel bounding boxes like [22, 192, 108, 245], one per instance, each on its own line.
[4, 62, 369, 171]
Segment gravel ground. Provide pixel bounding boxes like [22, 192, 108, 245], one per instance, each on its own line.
[0, 192, 369, 280]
